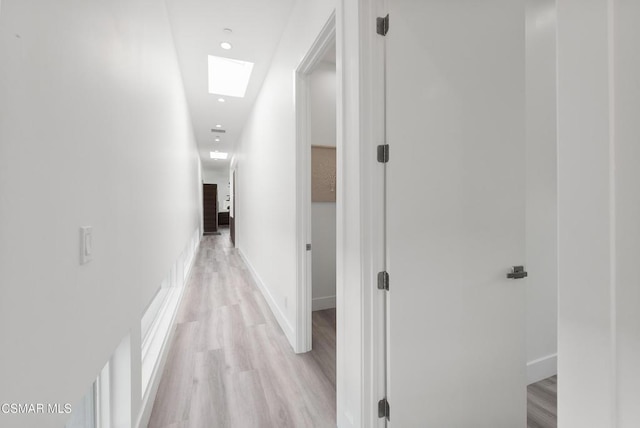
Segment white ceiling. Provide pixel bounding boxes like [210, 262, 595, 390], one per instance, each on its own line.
[165, 0, 295, 170]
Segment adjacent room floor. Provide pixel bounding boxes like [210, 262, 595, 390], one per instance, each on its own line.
[149, 229, 556, 428]
[528, 375, 557, 428]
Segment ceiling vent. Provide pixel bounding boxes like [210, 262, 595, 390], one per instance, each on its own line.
[211, 129, 226, 133]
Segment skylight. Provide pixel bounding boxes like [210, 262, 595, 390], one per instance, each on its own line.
[207, 55, 254, 98]
[210, 152, 229, 160]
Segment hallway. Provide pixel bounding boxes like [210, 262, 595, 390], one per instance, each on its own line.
[149, 230, 336, 428]
[1, 1, 637, 426]
[149, 228, 557, 428]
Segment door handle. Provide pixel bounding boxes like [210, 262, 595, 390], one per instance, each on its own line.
[507, 266, 528, 279]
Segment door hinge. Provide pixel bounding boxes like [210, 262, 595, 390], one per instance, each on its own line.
[378, 397, 390, 420]
[377, 144, 389, 163]
[377, 271, 389, 291]
[376, 14, 389, 36]
[306, 243, 312, 251]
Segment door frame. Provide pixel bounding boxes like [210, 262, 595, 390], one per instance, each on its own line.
[294, 11, 336, 354]
[295, 1, 386, 425]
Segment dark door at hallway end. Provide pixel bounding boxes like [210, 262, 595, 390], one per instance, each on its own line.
[230, 170, 236, 245]
[203, 183, 218, 234]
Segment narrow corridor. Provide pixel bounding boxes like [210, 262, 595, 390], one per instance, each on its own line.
[149, 229, 336, 427]
[148, 228, 556, 428]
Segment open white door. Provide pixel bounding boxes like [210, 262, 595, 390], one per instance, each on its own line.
[385, 1, 527, 426]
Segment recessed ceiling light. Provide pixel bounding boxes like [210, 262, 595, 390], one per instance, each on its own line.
[223, 28, 233, 34]
[220, 42, 232, 50]
[215, 137, 220, 141]
[210, 151, 229, 160]
[216, 124, 222, 128]
[218, 98, 226, 103]
[208, 55, 254, 98]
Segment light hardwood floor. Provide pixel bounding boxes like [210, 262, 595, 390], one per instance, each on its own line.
[150, 229, 556, 428]
[528, 375, 557, 428]
[149, 229, 336, 428]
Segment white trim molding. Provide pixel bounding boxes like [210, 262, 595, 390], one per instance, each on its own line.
[312, 296, 337, 311]
[238, 249, 296, 347]
[527, 353, 558, 385]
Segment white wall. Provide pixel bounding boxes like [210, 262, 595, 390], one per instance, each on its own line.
[310, 61, 337, 311]
[0, 1, 201, 427]
[232, 1, 382, 426]
[525, 0, 558, 384]
[312, 203, 337, 309]
[233, 0, 336, 341]
[202, 167, 231, 212]
[310, 61, 337, 146]
[558, 0, 640, 426]
[235, 1, 389, 425]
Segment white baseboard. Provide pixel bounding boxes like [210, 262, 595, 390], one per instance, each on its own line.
[313, 295, 336, 311]
[237, 248, 295, 349]
[527, 353, 557, 385]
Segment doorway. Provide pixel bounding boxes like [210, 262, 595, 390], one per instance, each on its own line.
[310, 56, 337, 308]
[294, 13, 336, 359]
[202, 183, 218, 234]
[230, 170, 236, 246]
[309, 43, 338, 395]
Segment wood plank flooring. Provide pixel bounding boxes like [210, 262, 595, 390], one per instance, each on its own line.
[528, 375, 557, 428]
[149, 229, 336, 428]
[150, 228, 557, 428]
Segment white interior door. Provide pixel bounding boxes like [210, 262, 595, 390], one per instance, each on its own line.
[385, 1, 527, 426]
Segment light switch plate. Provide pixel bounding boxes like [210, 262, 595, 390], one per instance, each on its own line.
[80, 226, 93, 265]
